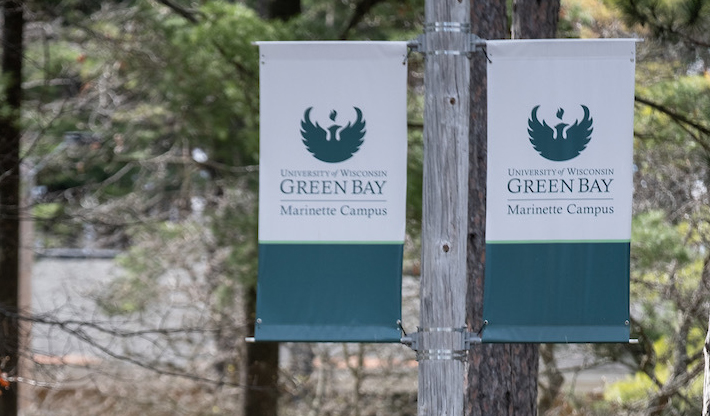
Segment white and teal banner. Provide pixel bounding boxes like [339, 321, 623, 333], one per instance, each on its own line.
[483, 39, 636, 342]
[255, 42, 408, 342]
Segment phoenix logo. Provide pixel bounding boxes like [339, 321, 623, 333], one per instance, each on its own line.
[528, 105, 593, 162]
[300, 107, 366, 163]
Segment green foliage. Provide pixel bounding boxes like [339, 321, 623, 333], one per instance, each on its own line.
[631, 211, 702, 333]
[22, 1, 295, 252]
[33, 0, 137, 19]
[559, 0, 599, 37]
[23, 40, 85, 102]
[33, 202, 62, 220]
[631, 211, 691, 270]
[605, 366, 659, 403]
[613, 0, 710, 41]
[96, 268, 157, 316]
[97, 219, 225, 316]
[605, 335, 705, 413]
[32, 202, 87, 248]
[110, 1, 289, 170]
[616, 7, 710, 404]
[212, 185, 260, 290]
[287, 0, 423, 40]
[632, 75, 710, 218]
[559, 0, 626, 38]
[25, 0, 430, 244]
[607, 208, 710, 413]
[635, 74, 710, 140]
[156, 2, 286, 162]
[98, 223, 184, 315]
[21, 1, 433, 331]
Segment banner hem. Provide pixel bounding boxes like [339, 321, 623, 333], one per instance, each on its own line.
[254, 324, 402, 343]
[481, 325, 630, 343]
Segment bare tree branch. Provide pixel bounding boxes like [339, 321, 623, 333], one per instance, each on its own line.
[339, 0, 388, 40]
[154, 0, 201, 24]
[6, 308, 251, 389]
[635, 94, 710, 155]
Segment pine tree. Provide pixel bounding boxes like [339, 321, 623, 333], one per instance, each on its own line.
[466, 0, 560, 413]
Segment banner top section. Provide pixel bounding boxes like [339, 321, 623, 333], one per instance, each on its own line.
[486, 38, 636, 243]
[258, 41, 408, 243]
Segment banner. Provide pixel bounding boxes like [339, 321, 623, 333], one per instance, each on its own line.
[255, 42, 408, 342]
[483, 40, 636, 342]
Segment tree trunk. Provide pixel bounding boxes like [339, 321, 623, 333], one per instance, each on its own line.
[244, 286, 280, 416]
[466, 3, 535, 414]
[511, 0, 560, 39]
[243, 3, 301, 414]
[703, 311, 710, 416]
[0, 2, 23, 416]
[466, 0, 560, 413]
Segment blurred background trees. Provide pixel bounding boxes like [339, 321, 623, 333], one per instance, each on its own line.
[1, 0, 709, 414]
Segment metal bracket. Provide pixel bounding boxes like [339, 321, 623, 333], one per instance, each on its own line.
[401, 326, 482, 362]
[407, 22, 486, 57]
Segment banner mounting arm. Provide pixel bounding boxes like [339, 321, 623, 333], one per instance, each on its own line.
[401, 327, 482, 362]
[407, 24, 487, 57]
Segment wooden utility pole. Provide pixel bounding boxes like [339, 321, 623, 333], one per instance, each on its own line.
[417, 0, 470, 414]
[414, 0, 560, 413]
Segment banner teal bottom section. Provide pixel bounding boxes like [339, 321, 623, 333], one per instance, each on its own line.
[482, 242, 630, 343]
[255, 243, 403, 342]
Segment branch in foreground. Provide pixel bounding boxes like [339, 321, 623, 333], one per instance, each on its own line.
[634, 94, 710, 155]
[7, 309, 255, 389]
[155, 0, 201, 24]
[339, 0, 387, 40]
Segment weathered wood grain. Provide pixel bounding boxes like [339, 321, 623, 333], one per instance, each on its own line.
[419, 0, 470, 414]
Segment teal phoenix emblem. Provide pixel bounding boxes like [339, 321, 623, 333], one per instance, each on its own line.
[300, 107, 366, 163]
[528, 105, 593, 161]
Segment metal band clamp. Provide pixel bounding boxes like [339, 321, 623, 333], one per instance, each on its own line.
[407, 22, 487, 57]
[424, 22, 471, 33]
[401, 326, 482, 361]
[416, 348, 468, 362]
